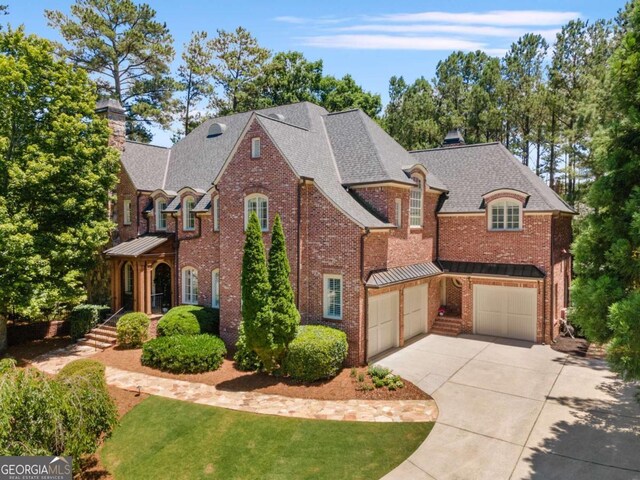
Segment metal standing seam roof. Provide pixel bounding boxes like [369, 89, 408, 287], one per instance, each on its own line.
[438, 260, 545, 279]
[366, 262, 442, 287]
[104, 235, 170, 257]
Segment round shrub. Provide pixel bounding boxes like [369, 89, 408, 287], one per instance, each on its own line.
[283, 326, 348, 382]
[157, 305, 219, 337]
[116, 312, 150, 348]
[57, 359, 105, 381]
[141, 334, 227, 374]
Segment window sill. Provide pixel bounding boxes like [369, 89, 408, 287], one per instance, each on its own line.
[323, 316, 342, 322]
[488, 228, 523, 232]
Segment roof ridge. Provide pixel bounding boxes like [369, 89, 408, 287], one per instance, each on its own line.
[353, 109, 388, 179]
[326, 108, 361, 116]
[409, 142, 501, 154]
[125, 140, 169, 149]
[320, 115, 343, 184]
[255, 112, 309, 131]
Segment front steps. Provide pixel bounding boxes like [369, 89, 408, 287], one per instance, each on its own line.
[77, 320, 119, 350]
[431, 317, 463, 337]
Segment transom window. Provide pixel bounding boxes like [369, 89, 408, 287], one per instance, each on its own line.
[123, 199, 132, 225]
[156, 199, 167, 230]
[410, 176, 423, 227]
[490, 200, 521, 230]
[182, 267, 198, 304]
[183, 196, 196, 231]
[245, 193, 268, 231]
[251, 137, 261, 158]
[323, 274, 343, 320]
[211, 269, 220, 308]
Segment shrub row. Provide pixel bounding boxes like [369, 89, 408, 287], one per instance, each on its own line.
[69, 304, 110, 340]
[282, 326, 348, 382]
[157, 305, 219, 337]
[141, 334, 226, 374]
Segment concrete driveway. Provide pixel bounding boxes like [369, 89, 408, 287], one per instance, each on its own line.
[376, 334, 640, 480]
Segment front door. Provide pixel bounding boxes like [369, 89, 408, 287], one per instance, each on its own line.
[153, 263, 172, 312]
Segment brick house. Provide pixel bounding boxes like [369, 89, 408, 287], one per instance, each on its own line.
[101, 101, 574, 366]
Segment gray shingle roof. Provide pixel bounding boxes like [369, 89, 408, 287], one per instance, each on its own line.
[410, 143, 574, 213]
[120, 142, 169, 191]
[324, 109, 415, 186]
[366, 262, 442, 287]
[104, 234, 169, 257]
[192, 195, 211, 212]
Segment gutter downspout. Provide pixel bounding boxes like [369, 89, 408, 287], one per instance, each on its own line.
[548, 215, 555, 344]
[361, 227, 371, 365]
[136, 192, 142, 237]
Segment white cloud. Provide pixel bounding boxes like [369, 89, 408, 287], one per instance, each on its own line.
[274, 16, 308, 24]
[300, 34, 485, 51]
[334, 24, 547, 37]
[372, 10, 579, 26]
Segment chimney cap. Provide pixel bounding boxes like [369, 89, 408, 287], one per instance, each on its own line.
[95, 98, 125, 114]
[443, 128, 465, 146]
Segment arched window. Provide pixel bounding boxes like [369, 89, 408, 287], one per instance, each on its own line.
[489, 199, 521, 230]
[410, 176, 423, 227]
[156, 198, 167, 230]
[183, 196, 196, 231]
[123, 262, 133, 294]
[182, 267, 198, 304]
[245, 193, 268, 231]
[211, 269, 220, 308]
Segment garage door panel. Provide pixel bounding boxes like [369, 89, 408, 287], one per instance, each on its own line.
[368, 292, 399, 358]
[474, 285, 536, 342]
[403, 285, 427, 341]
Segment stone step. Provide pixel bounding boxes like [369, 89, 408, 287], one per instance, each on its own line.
[77, 338, 114, 349]
[431, 317, 462, 337]
[92, 327, 118, 338]
[99, 325, 117, 332]
[85, 332, 117, 344]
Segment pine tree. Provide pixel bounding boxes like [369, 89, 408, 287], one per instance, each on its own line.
[267, 215, 300, 367]
[571, 0, 640, 380]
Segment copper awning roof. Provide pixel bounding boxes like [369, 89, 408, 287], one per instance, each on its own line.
[104, 235, 171, 258]
[366, 262, 442, 288]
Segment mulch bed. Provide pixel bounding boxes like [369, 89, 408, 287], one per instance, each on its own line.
[4, 336, 74, 366]
[90, 347, 430, 401]
[551, 335, 590, 358]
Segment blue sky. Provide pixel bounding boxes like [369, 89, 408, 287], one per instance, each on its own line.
[6, 1, 621, 146]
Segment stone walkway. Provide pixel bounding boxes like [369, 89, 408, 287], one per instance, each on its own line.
[30, 344, 438, 423]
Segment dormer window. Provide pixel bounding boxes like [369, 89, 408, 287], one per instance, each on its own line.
[489, 200, 521, 231]
[251, 137, 261, 158]
[410, 176, 423, 228]
[183, 196, 196, 231]
[156, 199, 167, 230]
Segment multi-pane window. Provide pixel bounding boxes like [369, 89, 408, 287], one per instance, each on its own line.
[245, 194, 268, 231]
[182, 267, 198, 304]
[323, 274, 343, 320]
[409, 176, 423, 227]
[251, 137, 261, 158]
[213, 196, 220, 232]
[183, 196, 196, 231]
[123, 199, 132, 225]
[123, 263, 133, 294]
[395, 198, 402, 227]
[490, 200, 521, 230]
[211, 269, 220, 308]
[156, 199, 167, 230]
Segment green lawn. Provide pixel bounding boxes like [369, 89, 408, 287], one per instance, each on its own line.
[101, 396, 432, 480]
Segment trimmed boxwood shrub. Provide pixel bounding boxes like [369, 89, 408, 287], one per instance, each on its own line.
[157, 305, 219, 337]
[283, 326, 348, 382]
[116, 312, 150, 348]
[57, 359, 105, 381]
[141, 334, 226, 373]
[69, 304, 110, 340]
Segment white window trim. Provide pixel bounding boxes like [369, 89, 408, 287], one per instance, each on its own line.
[251, 137, 261, 159]
[156, 198, 167, 231]
[213, 195, 220, 232]
[182, 267, 198, 305]
[244, 193, 269, 232]
[183, 196, 196, 231]
[409, 176, 423, 228]
[123, 199, 132, 225]
[488, 199, 523, 231]
[395, 198, 402, 227]
[323, 274, 343, 320]
[211, 269, 220, 308]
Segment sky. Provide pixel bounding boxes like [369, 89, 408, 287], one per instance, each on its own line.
[5, 1, 622, 146]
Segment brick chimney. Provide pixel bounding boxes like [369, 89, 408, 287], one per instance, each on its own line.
[95, 98, 126, 152]
[443, 128, 465, 147]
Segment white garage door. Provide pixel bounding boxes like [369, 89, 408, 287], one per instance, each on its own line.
[404, 285, 427, 340]
[474, 285, 537, 341]
[368, 291, 399, 358]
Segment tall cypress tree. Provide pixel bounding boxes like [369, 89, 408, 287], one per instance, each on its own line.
[267, 215, 300, 365]
[571, 0, 640, 380]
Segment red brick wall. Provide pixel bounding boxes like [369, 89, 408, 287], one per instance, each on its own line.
[115, 169, 145, 242]
[7, 320, 70, 346]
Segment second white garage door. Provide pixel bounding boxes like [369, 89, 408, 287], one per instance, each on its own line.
[403, 285, 427, 340]
[368, 291, 399, 358]
[474, 285, 537, 341]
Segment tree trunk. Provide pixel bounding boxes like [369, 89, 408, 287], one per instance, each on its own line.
[549, 111, 557, 189]
[0, 318, 7, 354]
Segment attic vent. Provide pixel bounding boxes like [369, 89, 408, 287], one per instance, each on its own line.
[207, 122, 227, 137]
[268, 113, 285, 121]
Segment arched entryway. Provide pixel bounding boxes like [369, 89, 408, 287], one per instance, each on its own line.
[121, 262, 134, 311]
[153, 262, 172, 313]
